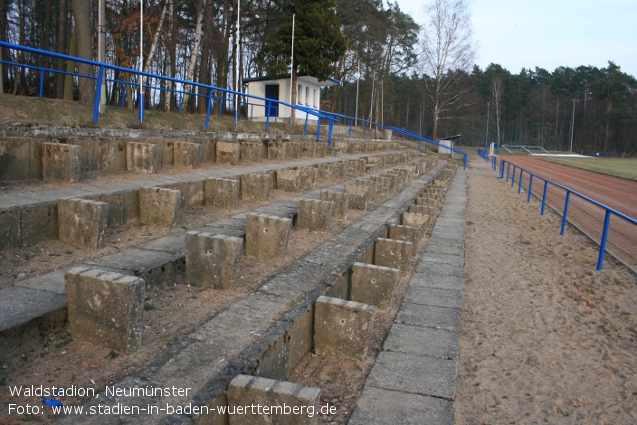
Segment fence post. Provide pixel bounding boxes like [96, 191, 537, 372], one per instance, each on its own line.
[597, 210, 612, 270]
[39, 70, 44, 98]
[506, 163, 511, 182]
[328, 120, 334, 147]
[317, 118, 321, 142]
[541, 181, 548, 215]
[527, 175, 534, 203]
[349, 119, 353, 135]
[560, 191, 571, 235]
[121, 85, 126, 107]
[265, 101, 271, 131]
[518, 170, 524, 194]
[511, 166, 516, 187]
[304, 115, 309, 135]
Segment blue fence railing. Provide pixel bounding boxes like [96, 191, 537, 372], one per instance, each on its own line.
[0, 41, 339, 144]
[478, 149, 489, 162]
[496, 158, 637, 271]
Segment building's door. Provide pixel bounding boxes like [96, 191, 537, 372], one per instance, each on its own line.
[264, 84, 279, 117]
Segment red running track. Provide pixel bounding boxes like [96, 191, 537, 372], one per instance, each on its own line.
[497, 155, 637, 270]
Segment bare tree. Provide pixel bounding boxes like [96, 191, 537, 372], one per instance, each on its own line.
[490, 76, 504, 144]
[419, 0, 476, 140]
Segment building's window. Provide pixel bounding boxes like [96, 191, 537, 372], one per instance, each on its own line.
[306, 87, 310, 106]
[313, 89, 318, 108]
[297, 84, 302, 104]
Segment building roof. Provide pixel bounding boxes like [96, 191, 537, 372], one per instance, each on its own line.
[244, 74, 340, 86]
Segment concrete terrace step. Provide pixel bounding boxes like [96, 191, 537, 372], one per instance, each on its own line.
[43, 162, 448, 424]
[0, 152, 430, 357]
[0, 138, 400, 250]
[349, 168, 467, 425]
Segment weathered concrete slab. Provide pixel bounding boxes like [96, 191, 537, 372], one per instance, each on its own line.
[421, 252, 464, 266]
[226, 375, 321, 425]
[383, 323, 459, 359]
[126, 142, 162, 174]
[42, 142, 81, 182]
[425, 242, 464, 257]
[0, 208, 21, 249]
[173, 141, 202, 168]
[350, 262, 399, 312]
[388, 225, 423, 255]
[416, 261, 463, 277]
[349, 386, 453, 425]
[319, 191, 348, 221]
[409, 272, 463, 291]
[216, 141, 240, 165]
[186, 232, 243, 290]
[65, 267, 145, 354]
[297, 199, 334, 233]
[84, 248, 185, 288]
[240, 173, 270, 202]
[58, 198, 109, 250]
[395, 302, 460, 332]
[245, 214, 291, 259]
[15, 269, 67, 294]
[139, 187, 181, 227]
[240, 141, 263, 162]
[366, 351, 457, 399]
[314, 296, 376, 361]
[204, 177, 240, 210]
[404, 286, 462, 309]
[276, 169, 302, 193]
[374, 238, 412, 275]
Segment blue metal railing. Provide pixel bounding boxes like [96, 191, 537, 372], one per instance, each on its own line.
[478, 149, 489, 162]
[0, 41, 338, 144]
[495, 158, 637, 271]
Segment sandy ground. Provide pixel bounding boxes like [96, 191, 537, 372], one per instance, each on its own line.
[455, 158, 637, 424]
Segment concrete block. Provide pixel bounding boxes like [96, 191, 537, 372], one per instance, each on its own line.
[379, 173, 396, 193]
[205, 177, 240, 210]
[317, 163, 333, 182]
[365, 164, 378, 174]
[165, 181, 204, 207]
[350, 262, 399, 312]
[58, 198, 109, 250]
[41, 143, 80, 182]
[267, 141, 286, 160]
[126, 142, 161, 173]
[245, 214, 291, 259]
[330, 147, 342, 156]
[402, 212, 429, 229]
[285, 141, 301, 159]
[185, 232, 243, 290]
[332, 161, 345, 181]
[297, 199, 334, 233]
[240, 141, 262, 162]
[314, 296, 376, 361]
[409, 204, 437, 216]
[370, 175, 390, 196]
[65, 267, 145, 354]
[216, 141, 240, 165]
[226, 375, 321, 425]
[389, 224, 423, 255]
[301, 141, 316, 158]
[0, 208, 21, 249]
[173, 141, 202, 168]
[297, 166, 318, 189]
[139, 187, 181, 227]
[374, 238, 412, 275]
[319, 191, 349, 221]
[91, 192, 124, 228]
[356, 180, 379, 200]
[276, 169, 302, 193]
[240, 173, 270, 202]
[416, 197, 442, 209]
[345, 184, 369, 210]
[70, 137, 126, 174]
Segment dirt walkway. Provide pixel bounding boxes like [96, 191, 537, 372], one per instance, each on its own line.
[455, 158, 637, 425]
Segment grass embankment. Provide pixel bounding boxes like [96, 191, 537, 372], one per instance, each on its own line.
[543, 157, 637, 181]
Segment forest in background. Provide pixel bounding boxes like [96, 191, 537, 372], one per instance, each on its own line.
[1, 0, 636, 155]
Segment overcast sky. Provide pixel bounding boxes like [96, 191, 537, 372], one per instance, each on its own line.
[393, 0, 637, 77]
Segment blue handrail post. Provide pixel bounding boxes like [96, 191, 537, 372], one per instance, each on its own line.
[464, 154, 467, 170]
[506, 163, 510, 182]
[527, 175, 534, 203]
[304, 115, 309, 135]
[138, 90, 144, 123]
[511, 166, 517, 187]
[205, 89, 213, 130]
[518, 170, 524, 194]
[93, 66, 105, 124]
[328, 120, 334, 147]
[39, 70, 44, 98]
[265, 101, 271, 131]
[234, 98, 239, 129]
[121, 84, 126, 107]
[250, 104, 253, 121]
[560, 191, 571, 235]
[597, 210, 612, 270]
[349, 119, 353, 135]
[178, 92, 183, 113]
[317, 118, 321, 142]
[541, 181, 548, 215]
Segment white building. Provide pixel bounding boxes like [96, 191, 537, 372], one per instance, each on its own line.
[243, 75, 340, 122]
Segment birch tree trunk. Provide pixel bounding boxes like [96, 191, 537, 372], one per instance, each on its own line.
[182, 0, 204, 111]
